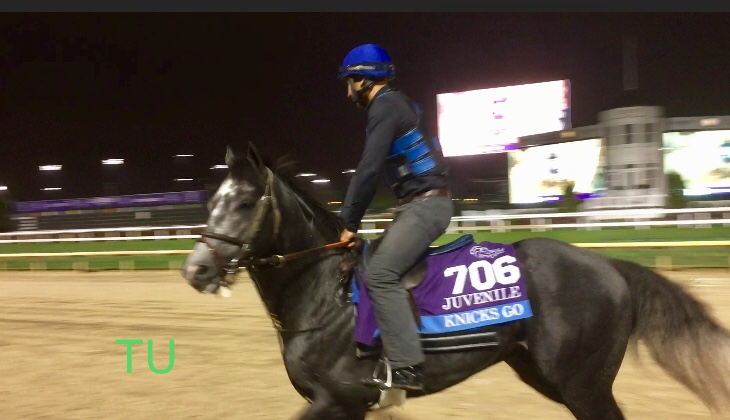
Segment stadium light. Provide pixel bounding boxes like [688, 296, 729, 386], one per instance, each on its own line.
[700, 118, 720, 127]
[341, 169, 356, 174]
[174, 178, 193, 182]
[41, 187, 62, 191]
[174, 154, 194, 157]
[0, 186, 7, 191]
[295, 173, 317, 177]
[311, 179, 330, 183]
[210, 165, 227, 169]
[39, 165, 62, 171]
[102, 159, 124, 165]
[684, 187, 730, 196]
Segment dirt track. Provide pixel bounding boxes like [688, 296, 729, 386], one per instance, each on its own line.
[2, 269, 730, 419]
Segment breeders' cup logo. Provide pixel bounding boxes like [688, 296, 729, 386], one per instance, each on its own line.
[469, 245, 505, 259]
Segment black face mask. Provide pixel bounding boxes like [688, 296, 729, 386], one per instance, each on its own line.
[346, 78, 376, 109]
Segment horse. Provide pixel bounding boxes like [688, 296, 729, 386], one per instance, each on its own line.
[181, 142, 730, 419]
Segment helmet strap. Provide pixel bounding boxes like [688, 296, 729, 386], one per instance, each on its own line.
[347, 78, 376, 109]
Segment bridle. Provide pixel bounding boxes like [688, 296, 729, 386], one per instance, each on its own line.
[196, 166, 350, 289]
[196, 166, 282, 288]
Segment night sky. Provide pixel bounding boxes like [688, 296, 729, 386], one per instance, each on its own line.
[1, 13, 729, 202]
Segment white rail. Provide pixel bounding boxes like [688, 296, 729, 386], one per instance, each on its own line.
[0, 250, 192, 258]
[2, 218, 728, 244]
[360, 206, 730, 223]
[0, 224, 206, 237]
[1, 240, 729, 259]
[356, 217, 730, 235]
[0, 235, 199, 244]
[1, 206, 728, 244]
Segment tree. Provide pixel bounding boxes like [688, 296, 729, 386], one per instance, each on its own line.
[559, 181, 582, 213]
[665, 171, 687, 209]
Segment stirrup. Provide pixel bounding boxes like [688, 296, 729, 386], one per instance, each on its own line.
[370, 357, 394, 389]
[367, 358, 407, 409]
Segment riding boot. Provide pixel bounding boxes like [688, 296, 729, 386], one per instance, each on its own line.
[361, 364, 425, 391]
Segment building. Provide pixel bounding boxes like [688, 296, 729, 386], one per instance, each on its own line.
[518, 106, 730, 210]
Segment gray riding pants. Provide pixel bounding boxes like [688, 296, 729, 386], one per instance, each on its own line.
[366, 195, 453, 369]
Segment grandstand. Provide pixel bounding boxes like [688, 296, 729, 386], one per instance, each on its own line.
[10, 191, 208, 231]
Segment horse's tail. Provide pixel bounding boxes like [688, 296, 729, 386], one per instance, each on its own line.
[612, 258, 730, 412]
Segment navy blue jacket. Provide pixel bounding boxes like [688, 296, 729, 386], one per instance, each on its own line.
[339, 86, 449, 232]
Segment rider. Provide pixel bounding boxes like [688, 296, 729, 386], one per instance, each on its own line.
[337, 43, 454, 391]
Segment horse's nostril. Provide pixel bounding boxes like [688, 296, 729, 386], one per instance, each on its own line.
[196, 265, 210, 276]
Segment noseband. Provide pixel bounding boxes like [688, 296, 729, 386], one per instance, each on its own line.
[197, 167, 282, 286]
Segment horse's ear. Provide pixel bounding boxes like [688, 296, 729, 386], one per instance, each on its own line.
[246, 142, 267, 176]
[225, 145, 242, 170]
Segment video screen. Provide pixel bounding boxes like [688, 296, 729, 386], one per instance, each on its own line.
[663, 130, 730, 195]
[508, 138, 606, 204]
[436, 80, 571, 157]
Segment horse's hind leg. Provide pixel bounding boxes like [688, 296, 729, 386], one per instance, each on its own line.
[523, 337, 627, 420]
[555, 343, 627, 420]
[506, 345, 624, 418]
[561, 387, 624, 420]
[504, 345, 564, 404]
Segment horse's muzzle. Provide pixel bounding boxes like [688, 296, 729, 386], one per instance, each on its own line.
[181, 260, 216, 288]
[182, 262, 236, 299]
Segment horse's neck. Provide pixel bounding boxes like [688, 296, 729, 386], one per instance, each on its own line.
[252, 244, 347, 335]
[251, 188, 348, 333]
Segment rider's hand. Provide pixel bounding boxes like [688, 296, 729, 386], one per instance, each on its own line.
[340, 229, 357, 248]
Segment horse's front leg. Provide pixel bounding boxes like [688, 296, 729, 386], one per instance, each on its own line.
[296, 387, 369, 420]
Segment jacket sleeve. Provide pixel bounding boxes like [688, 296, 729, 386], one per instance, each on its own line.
[339, 100, 400, 232]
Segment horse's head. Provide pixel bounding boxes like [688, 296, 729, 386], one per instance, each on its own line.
[182, 142, 280, 295]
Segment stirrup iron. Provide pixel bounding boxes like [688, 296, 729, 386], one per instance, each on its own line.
[370, 358, 406, 408]
[371, 357, 393, 388]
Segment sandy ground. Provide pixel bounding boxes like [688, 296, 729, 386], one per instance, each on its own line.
[2, 269, 730, 420]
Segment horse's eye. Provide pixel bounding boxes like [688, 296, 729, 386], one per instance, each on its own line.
[238, 202, 255, 210]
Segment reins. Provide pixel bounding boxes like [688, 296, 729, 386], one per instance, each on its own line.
[241, 240, 352, 269]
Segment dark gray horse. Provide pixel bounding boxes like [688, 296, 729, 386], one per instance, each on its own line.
[181, 143, 730, 419]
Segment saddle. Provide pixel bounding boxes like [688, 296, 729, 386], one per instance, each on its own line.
[340, 234, 475, 286]
[340, 235, 475, 321]
[338, 234, 528, 356]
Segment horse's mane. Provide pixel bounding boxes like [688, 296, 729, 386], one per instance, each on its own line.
[262, 154, 346, 235]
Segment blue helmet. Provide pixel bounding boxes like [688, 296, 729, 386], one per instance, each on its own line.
[338, 44, 395, 80]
